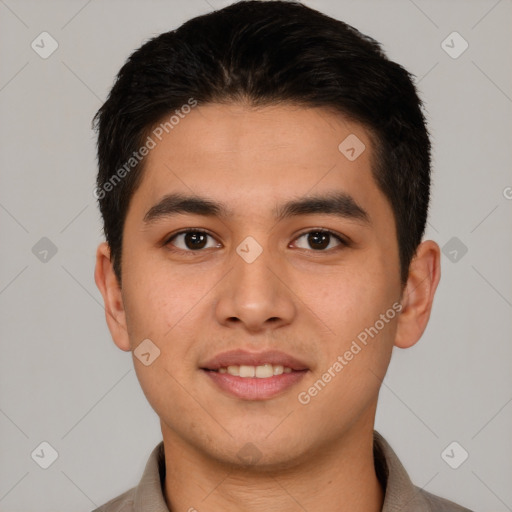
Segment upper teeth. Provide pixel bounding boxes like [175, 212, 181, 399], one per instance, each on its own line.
[217, 364, 293, 378]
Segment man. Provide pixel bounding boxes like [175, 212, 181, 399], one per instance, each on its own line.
[92, 1, 473, 510]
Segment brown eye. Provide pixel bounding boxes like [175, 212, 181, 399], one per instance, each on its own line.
[184, 232, 208, 249]
[166, 230, 220, 251]
[294, 230, 345, 251]
[307, 231, 330, 250]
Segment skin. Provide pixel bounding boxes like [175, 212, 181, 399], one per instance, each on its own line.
[95, 103, 441, 512]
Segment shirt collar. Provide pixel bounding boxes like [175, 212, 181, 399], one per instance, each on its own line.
[133, 441, 168, 512]
[373, 431, 431, 511]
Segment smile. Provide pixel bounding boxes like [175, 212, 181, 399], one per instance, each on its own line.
[200, 349, 309, 400]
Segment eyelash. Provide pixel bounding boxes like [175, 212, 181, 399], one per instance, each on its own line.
[163, 228, 349, 254]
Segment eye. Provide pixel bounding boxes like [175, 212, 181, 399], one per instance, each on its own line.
[292, 229, 346, 251]
[165, 229, 221, 251]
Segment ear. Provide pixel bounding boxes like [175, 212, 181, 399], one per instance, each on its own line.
[94, 242, 131, 352]
[394, 240, 441, 349]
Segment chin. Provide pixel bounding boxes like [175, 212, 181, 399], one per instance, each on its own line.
[199, 428, 316, 471]
[216, 442, 311, 473]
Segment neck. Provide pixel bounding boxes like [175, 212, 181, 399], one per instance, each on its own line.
[161, 418, 384, 512]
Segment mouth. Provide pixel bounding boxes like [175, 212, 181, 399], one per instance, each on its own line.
[200, 350, 309, 400]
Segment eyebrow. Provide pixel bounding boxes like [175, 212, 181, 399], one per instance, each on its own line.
[143, 194, 227, 224]
[143, 192, 370, 225]
[275, 192, 369, 224]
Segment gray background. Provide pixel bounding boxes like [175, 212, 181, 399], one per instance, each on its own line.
[0, 0, 511, 510]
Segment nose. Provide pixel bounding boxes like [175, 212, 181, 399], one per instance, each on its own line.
[214, 245, 297, 334]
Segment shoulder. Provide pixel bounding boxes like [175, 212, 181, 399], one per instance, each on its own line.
[416, 487, 474, 512]
[90, 486, 136, 512]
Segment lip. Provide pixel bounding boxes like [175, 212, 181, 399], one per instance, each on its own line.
[200, 349, 309, 371]
[200, 349, 309, 401]
[203, 369, 308, 401]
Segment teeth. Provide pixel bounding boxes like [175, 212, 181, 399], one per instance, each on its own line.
[239, 365, 255, 378]
[255, 364, 273, 378]
[273, 365, 284, 375]
[218, 364, 294, 378]
[227, 365, 240, 376]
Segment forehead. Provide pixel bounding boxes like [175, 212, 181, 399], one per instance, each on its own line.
[129, 103, 388, 220]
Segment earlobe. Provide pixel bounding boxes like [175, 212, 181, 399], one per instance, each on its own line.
[394, 240, 441, 349]
[94, 242, 131, 352]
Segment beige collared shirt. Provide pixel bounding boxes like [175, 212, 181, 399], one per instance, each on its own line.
[92, 431, 473, 511]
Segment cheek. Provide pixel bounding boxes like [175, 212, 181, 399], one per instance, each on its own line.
[295, 274, 397, 432]
[123, 268, 208, 412]
[296, 263, 398, 397]
[122, 277, 176, 342]
[122, 252, 206, 338]
[300, 263, 395, 335]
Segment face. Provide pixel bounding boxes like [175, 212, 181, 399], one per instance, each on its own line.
[97, 103, 429, 469]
